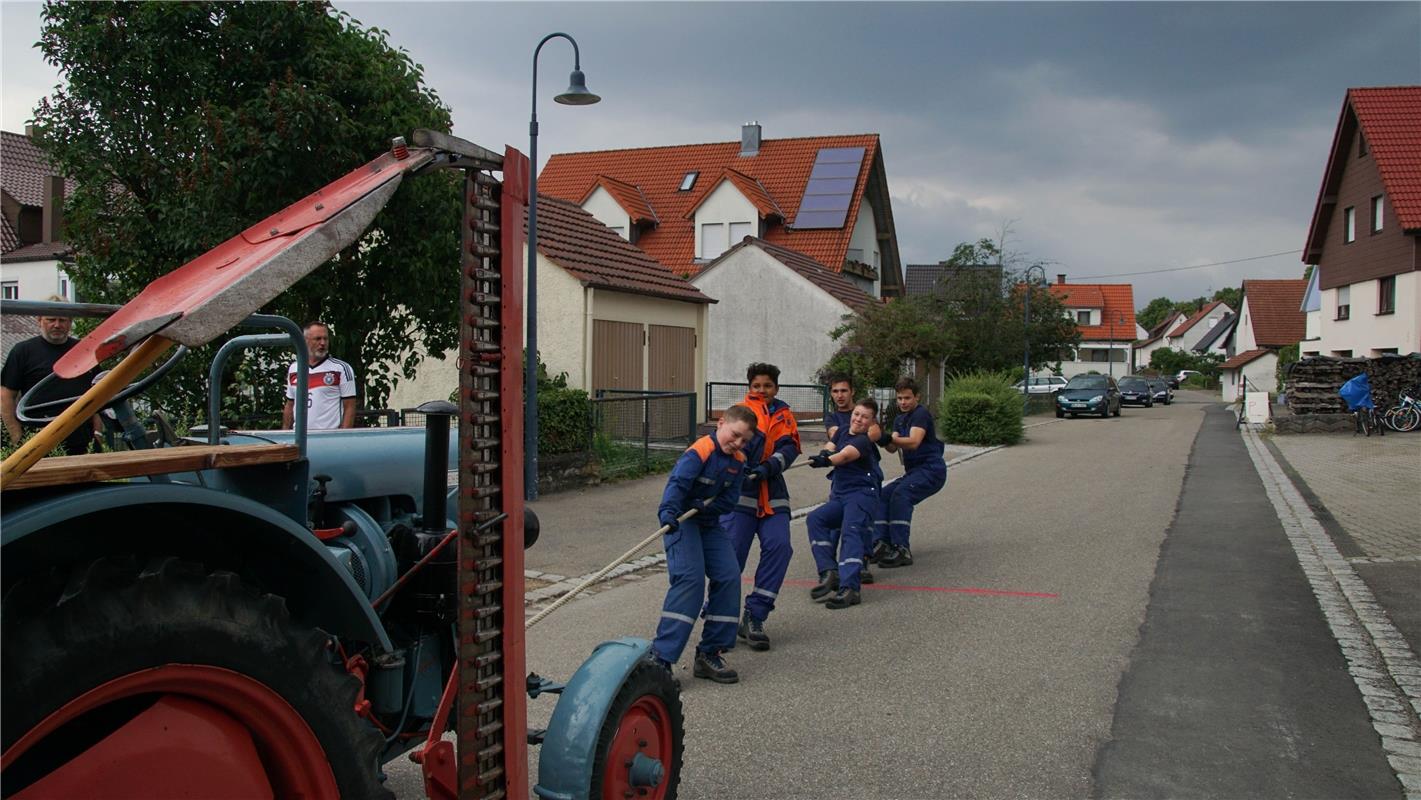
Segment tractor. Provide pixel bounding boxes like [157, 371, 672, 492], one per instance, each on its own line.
[0, 130, 683, 799]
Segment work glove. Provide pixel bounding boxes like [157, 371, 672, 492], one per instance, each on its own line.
[746, 464, 771, 483]
[877, 429, 894, 447]
[659, 514, 678, 533]
[809, 453, 833, 469]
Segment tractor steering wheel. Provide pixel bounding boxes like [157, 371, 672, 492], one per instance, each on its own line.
[16, 345, 190, 424]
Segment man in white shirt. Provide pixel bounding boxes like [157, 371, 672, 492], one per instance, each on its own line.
[282, 322, 356, 430]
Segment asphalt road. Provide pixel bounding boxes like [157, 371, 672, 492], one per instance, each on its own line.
[384, 391, 1403, 798]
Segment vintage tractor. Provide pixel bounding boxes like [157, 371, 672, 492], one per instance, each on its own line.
[0, 131, 683, 799]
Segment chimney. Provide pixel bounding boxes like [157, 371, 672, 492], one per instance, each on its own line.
[1056, 273, 1066, 285]
[42, 175, 65, 245]
[740, 121, 761, 157]
[25, 124, 37, 138]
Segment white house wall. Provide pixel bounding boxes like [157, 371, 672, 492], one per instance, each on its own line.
[1317, 271, 1421, 356]
[1303, 309, 1322, 352]
[691, 246, 852, 387]
[846, 199, 881, 297]
[0, 260, 74, 301]
[694, 182, 758, 259]
[580, 187, 632, 239]
[1222, 352, 1279, 402]
[1173, 304, 1232, 351]
[1235, 296, 1259, 353]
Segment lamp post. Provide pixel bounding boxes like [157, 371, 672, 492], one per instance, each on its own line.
[1022, 265, 1046, 410]
[526, 33, 600, 501]
[1108, 314, 1125, 378]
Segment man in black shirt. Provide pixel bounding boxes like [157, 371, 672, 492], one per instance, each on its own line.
[1, 298, 102, 455]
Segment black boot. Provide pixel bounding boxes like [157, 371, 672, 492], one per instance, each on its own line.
[693, 650, 740, 683]
[825, 588, 862, 609]
[860, 566, 875, 585]
[810, 570, 839, 601]
[879, 545, 913, 568]
[868, 540, 892, 564]
[740, 609, 770, 651]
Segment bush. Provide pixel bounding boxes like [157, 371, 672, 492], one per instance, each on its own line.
[538, 385, 590, 455]
[938, 371, 1023, 446]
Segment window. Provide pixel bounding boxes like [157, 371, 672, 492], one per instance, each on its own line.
[1378, 276, 1395, 315]
[1332, 349, 1353, 358]
[1371, 195, 1384, 233]
[700, 222, 725, 260]
[1359, 134, 1368, 157]
[679, 172, 698, 192]
[1336, 285, 1350, 320]
[60, 277, 70, 299]
[1076, 310, 1092, 325]
[608, 225, 627, 240]
[1, 281, 17, 300]
[1344, 207, 1356, 243]
[729, 221, 752, 247]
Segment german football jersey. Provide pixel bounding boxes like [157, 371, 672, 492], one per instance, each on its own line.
[286, 357, 355, 430]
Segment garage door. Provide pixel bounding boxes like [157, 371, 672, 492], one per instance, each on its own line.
[592, 319, 644, 391]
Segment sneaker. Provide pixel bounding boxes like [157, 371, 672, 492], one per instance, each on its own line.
[740, 609, 770, 651]
[825, 588, 862, 609]
[693, 650, 739, 683]
[868, 540, 892, 564]
[810, 570, 839, 601]
[879, 545, 914, 568]
[860, 566, 875, 585]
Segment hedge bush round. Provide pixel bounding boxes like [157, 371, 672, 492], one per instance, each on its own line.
[938, 371, 1023, 446]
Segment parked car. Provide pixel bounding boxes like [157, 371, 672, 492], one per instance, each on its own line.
[1013, 375, 1069, 395]
[1056, 374, 1121, 418]
[1118, 376, 1154, 407]
[1147, 376, 1173, 405]
[1169, 369, 1202, 388]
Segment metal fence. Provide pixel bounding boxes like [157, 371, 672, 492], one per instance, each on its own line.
[591, 390, 698, 473]
[704, 382, 831, 423]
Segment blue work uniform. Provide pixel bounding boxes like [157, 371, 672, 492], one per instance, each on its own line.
[652, 431, 747, 664]
[723, 393, 800, 624]
[875, 404, 947, 549]
[806, 428, 882, 590]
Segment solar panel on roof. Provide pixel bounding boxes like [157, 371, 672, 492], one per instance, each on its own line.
[792, 146, 865, 230]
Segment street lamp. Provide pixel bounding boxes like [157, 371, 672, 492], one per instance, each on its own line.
[526, 32, 600, 501]
[1108, 314, 1125, 378]
[1022, 265, 1046, 409]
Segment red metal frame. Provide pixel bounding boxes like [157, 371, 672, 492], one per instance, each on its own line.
[1, 665, 338, 799]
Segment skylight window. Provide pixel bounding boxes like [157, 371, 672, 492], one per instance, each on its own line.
[679, 172, 698, 191]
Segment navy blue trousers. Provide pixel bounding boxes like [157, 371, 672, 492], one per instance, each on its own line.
[724, 511, 792, 622]
[806, 488, 878, 589]
[652, 517, 741, 663]
[874, 465, 946, 548]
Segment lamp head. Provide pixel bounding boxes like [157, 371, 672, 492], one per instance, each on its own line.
[555, 69, 601, 105]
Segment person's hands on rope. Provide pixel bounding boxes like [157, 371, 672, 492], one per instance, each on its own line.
[745, 463, 771, 483]
[659, 513, 679, 533]
[809, 452, 833, 469]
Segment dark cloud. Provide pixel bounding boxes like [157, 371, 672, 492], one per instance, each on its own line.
[4, 1, 1417, 303]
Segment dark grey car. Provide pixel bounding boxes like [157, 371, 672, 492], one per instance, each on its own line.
[1056, 375, 1122, 418]
[1147, 376, 1173, 405]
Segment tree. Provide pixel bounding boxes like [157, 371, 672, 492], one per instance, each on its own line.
[33, 1, 461, 422]
[820, 234, 1079, 385]
[1136, 297, 1179, 332]
[1211, 286, 1242, 311]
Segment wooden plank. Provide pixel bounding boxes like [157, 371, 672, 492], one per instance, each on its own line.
[2, 444, 300, 491]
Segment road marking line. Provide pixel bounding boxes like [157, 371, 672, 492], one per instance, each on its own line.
[771, 576, 1058, 599]
[1241, 427, 1421, 790]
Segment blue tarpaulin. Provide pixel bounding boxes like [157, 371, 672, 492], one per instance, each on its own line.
[1339, 373, 1374, 411]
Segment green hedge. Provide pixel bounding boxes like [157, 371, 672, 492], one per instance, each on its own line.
[538, 385, 590, 455]
[938, 371, 1023, 446]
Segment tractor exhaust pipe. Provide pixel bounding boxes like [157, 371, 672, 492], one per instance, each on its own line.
[416, 400, 459, 531]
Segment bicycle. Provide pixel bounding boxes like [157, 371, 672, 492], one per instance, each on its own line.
[1340, 373, 1385, 438]
[1382, 387, 1421, 433]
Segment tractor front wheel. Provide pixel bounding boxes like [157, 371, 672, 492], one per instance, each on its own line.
[1, 556, 390, 799]
[589, 659, 685, 800]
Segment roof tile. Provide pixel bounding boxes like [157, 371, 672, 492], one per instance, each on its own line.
[1, 130, 77, 207]
[1349, 87, 1421, 231]
[579, 175, 659, 224]
[1221, 348, 1272, 370]
[1242, 278, 1307, 347]
[1168, 300, 1223, 338]
[539, 134, 880, 276]
[527, 195, 710, 304]
[1048, 282, 1137, 340]
[729, 238, 877, 313]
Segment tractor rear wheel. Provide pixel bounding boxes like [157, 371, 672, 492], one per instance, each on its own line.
[1, 556, 391, 799]
[589, 659, 685, 800]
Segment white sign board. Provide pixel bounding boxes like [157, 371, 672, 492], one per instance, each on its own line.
[1244, 393, 1272, 424]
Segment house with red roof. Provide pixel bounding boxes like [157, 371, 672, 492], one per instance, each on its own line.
[690, 237, 877, 385]
[1301, 86, 1421, 358]
[1133, 310, 1189, 370]
[1219, 279, 1308, 401]
[1164, 300, 1233, 352]
[389, 196, 714, 408]
[538, 122, 903, 392]
[1046, 274, 1142, 378]
[1, 129, 77, 306]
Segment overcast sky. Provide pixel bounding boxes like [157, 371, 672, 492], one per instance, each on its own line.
[3, 2, 1418, 307]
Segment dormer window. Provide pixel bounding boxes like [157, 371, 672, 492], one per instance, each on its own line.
[679, 172, 698, 191]
[1076, 310, 1091, 325]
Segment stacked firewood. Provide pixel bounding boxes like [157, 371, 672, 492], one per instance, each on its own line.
[1284, 354, 1421, 414]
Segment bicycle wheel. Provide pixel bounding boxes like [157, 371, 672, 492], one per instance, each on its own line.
[1393, 406, 1421, 433]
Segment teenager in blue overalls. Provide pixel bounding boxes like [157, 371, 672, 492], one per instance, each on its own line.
[808, 374, 883, 599]
[807, 397, 883, 608]
[873, 377, 946, 568]
[652, 405, 756, 684]
[726, 363, 800, 652]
